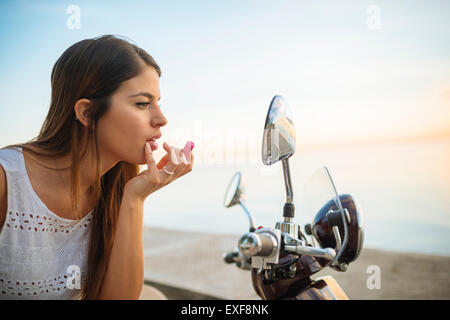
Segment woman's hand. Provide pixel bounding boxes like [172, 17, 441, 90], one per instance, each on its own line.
[124, 141, 194, 202]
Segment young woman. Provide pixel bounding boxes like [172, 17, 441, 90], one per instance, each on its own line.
[0, 35, 194, 299]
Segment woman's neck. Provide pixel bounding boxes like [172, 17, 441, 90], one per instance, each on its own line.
[25, 144, 119, 196]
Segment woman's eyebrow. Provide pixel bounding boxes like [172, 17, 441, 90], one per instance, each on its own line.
[128, 92, 161, 100]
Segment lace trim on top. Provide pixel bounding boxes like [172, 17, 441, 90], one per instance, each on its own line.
[4, 210, 92, 234]
[0, 274, 87, 297]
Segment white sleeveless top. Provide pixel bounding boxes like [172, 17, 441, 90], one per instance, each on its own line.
[0, 147, 93, 299]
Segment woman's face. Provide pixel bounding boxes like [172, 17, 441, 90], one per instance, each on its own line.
[96, 65, 168, 165]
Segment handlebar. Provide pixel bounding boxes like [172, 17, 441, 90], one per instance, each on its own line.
[238, 232, 277, 258]
[223, 249, 252, 270]
[223, 251, 239, 264]
[238, 229, 336, 261]
[284, 245, 336, 260]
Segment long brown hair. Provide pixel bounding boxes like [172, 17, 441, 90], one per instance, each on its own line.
[2, 35, 161, 299]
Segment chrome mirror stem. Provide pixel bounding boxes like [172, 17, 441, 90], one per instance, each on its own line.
[239, 201, 256, 231]
[281, 158, 294, 204]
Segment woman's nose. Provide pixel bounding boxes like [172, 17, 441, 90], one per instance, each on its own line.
[151, 107, 168, 127]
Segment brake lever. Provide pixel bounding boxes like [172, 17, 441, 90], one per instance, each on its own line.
[284, 244, 336, 260]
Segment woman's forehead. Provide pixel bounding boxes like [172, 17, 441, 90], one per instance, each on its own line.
[116, 67, 160, 98]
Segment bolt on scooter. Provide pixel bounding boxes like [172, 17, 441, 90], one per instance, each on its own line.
[223, 95, 364, 300]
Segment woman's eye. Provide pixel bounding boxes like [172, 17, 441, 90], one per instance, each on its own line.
[136, 102, 150, 109]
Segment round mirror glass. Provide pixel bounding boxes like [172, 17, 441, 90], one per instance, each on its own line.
[224, 172, 242, 208]
[262, 95, 296, 165]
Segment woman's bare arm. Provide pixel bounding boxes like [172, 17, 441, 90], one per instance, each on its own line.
[97, 193, 144, 299]
[0, 165, 7, 229]
[97, 141, 193, 299]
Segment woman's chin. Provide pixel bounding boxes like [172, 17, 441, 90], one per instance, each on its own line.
[134, 157, 147, 166]
[120, 154, 146, 166]
[122, 147, 156, 166]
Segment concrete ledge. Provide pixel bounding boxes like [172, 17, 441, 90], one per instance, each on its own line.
[143, 279, 220, 300]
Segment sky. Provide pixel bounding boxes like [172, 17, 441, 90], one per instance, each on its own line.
[1, 1, 449, 257]
[0, 0, 449, 154]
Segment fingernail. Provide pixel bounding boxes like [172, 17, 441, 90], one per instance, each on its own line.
[145, 142, 150, 151]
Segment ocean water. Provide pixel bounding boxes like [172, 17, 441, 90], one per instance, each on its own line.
[143, 137, 450, 257]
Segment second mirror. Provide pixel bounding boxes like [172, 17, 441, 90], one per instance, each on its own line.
[262, 95, 296, 165]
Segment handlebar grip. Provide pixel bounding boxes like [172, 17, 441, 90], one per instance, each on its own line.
[223, 251, 239, 263]
[238, 232, 277, 257]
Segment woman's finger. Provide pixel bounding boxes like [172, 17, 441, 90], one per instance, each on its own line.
[145, 142, 157, 169]
[188, 151, 194, 168]
[178, 149, 188, 164]
[183, 141, 194, 163]
[160, 142, 179, 178]
[164, 143, 185, 167]
[163, 142, 179, 165]
[159, 141, 194, 179]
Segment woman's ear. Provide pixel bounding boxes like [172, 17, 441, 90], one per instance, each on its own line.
[74, 99, 93, 127]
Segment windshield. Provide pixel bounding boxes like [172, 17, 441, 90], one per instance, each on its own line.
[302, 166, 345, 227]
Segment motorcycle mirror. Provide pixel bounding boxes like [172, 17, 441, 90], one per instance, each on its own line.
[223, 172, 244, 208]
[262, 95, 296, 166]
[262, 95, 296, 220]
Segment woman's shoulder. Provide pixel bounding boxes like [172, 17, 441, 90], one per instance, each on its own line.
[0, 146, 24, 228]
[0, 147, 22, 171]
